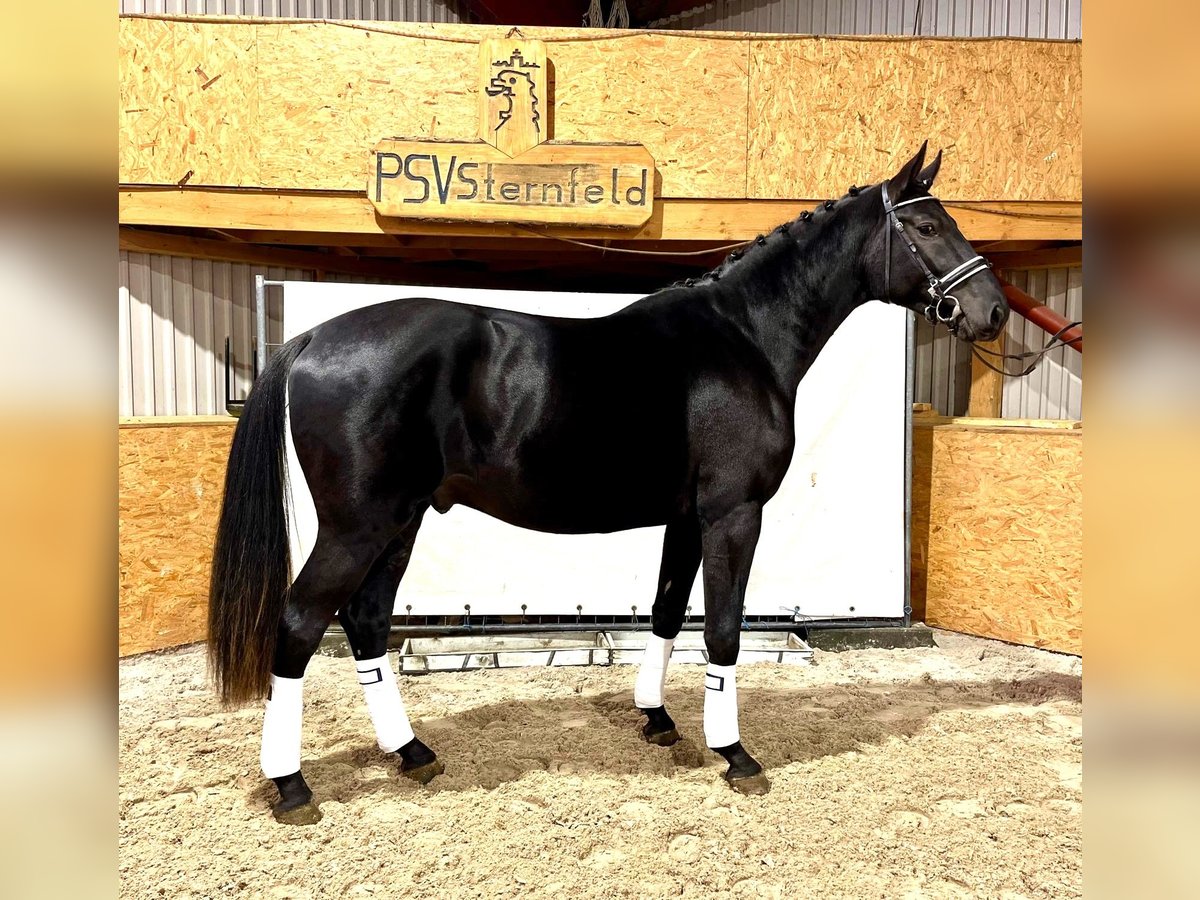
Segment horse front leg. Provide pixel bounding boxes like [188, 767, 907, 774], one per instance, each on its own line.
[635, 515, 702, 745]
[700, 501, 770, 796]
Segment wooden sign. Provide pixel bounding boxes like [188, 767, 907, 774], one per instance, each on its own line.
[368, 39, 655, 227]
[370, 140, 653, 226]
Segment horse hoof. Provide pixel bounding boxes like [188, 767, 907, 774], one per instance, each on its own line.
[401, 759, 445, 785]
[725, 772, 771, 796]
[272, 800, 323, 825]
[642, 725, 681, 747]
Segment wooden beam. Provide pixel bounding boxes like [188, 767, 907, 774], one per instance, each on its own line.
[967, 332, 1006, 418]
[218, 230, 737, 256]
[914, 415, 1081, 431]
[120, 226, 510, 285]
[120, 189, 1083, 242]
[985, 244, 1083, 270]
[118, 225, 697, 293]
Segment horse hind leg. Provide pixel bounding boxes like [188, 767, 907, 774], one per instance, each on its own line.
[635, 515, 701, 746]
[262, 527, 388, 825]
[337, 509, 445, 786]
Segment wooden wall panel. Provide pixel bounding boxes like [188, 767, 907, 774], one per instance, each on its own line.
[547, 33, 748, 199]
[748, 38, 1082, 201]
[117, 418, 1081, 657]
[255, 24, 478, 192]
[119, 18, 177, 185]
[119, 418, 234, 656]
[917, 421, 1082, 654]
[119, 18, 1081, 203]
[173, 22, 260, 187]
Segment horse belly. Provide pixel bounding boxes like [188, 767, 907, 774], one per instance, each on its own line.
[436, 438, 686, 534]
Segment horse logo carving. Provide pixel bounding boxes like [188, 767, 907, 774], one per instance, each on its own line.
[481, 44, 546, 157]
[486, 49, 541, 136]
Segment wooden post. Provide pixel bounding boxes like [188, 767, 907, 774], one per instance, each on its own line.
[967, 331, 1006, 418]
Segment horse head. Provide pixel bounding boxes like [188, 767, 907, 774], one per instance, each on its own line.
[865, 143, 1010, 342]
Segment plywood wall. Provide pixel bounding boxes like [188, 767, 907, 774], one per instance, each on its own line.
[748, 38, 1082, 201]
[118, 416, 1081, 657]
[118, 17, 1081, 202]
[915, 419, 1082, 654]
[119, 418, 234, 656]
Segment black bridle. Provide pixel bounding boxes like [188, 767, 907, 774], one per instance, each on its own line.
[881, 182, 992, 330]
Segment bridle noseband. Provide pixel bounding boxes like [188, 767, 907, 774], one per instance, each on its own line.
[881, 182, 992, 329]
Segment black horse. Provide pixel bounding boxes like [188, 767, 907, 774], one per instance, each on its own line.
[209, 144, 1008, 824]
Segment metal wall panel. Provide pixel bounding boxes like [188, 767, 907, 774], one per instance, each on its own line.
[119, 252, 310, 416]
[999, 266, 1082, 419]
[119, 0, 472, 23]
[649, 0, 1082, 38]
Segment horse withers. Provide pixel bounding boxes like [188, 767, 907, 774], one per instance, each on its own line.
[208, 144, 1008, 824]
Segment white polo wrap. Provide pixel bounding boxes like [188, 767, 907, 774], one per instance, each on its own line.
[260, 674, 304, 779]
[355, 654, 415, 752]
[634, 635, 675, 709]
[703, 663, 740, 748]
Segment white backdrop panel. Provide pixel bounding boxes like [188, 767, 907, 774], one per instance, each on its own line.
[282, 282, 905, 620]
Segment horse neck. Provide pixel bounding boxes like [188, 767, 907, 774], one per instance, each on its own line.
[712, 212, 873, 399]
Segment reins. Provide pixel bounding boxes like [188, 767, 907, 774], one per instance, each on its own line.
[968, 321, 1084, 378]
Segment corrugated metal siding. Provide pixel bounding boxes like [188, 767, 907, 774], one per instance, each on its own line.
[650, 0, 1081, 38]
[118, 0, 472, 23]
[118, 252, 310, 416]
[999, 266, 1082, 419]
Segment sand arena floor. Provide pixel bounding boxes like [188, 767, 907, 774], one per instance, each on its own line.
[119, 631, 1081, 899]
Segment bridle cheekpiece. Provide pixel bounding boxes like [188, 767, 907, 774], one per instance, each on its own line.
[881, 182, 992, 329]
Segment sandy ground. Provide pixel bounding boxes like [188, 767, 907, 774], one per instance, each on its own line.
[119, 631, 1081, 899]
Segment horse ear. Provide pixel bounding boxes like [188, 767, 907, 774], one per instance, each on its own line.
[918, 149, 943, 189]
[887, 141, 928, 198]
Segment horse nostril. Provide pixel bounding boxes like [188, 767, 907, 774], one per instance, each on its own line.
[990, 303, 1006, 329]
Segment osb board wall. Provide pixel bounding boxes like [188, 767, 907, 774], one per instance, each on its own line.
[748, 38, 1081, 201]
[915, 422, 1082, 655]
[119, 17, 1081, 202]
[119, 419, 234, 656]
[119, 416, 1080, 656]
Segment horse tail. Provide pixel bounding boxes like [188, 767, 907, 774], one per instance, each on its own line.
[208, 332, 312, 706]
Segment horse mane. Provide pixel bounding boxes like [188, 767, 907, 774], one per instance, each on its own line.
[660, 182, 881, 293]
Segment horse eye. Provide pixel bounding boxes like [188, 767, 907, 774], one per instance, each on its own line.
[917, 223, 937, 237]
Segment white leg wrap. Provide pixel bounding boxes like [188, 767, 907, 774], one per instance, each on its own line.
[355, 655, 415, 753]
[260, 674, 304, 779]
[703, 663, 740, 748]
[634, 635, 675, 709]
